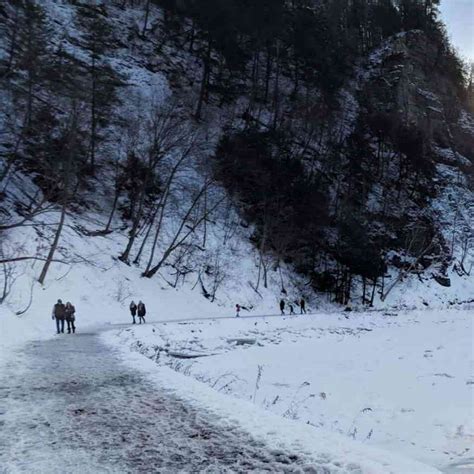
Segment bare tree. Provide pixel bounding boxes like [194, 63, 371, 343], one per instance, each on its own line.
[165, 244, 196, 288]
[381, 232, 435, 302]
[143, 182, 223, 278]
[102, 153, 125, 234]
[221, 198, 238, 246]
[0, 242, 22, 304]
[137, 138, 198, 268]
[207, 248, 227, 302]
[255, 214, 271, 291]
[0, 196, 55, 231]
[142, 0, 152, 36]
[38, 105, 81, 285]
[119, 102, 193, 263]
[454, 233, 473, 276]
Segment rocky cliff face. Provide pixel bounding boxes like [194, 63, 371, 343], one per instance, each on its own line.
[355, 30, 474, 291]
[364, 31, 473, 162]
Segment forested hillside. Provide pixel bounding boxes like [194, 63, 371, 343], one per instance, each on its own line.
[0, 0, 473, 310]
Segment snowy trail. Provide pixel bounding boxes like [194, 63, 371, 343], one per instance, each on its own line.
[0, 329, 321, 473]
[104, 310, 348, 329]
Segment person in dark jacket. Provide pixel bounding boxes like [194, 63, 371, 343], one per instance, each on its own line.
[289, 303, 295, 315]
[137, 300, 146, 324]
[300, 297, 306, 314]
[52, 299, 66, 334]
[130, 300, 137, 324]
[279, 299, 285, 315]
[235, 304, 241, 317]
[65, 302, 76, 334]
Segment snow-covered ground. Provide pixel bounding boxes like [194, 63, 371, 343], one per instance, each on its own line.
[2, 330, 334, 473]
[1, 205, 471, 472]
[106, 308, 474, 472]
[0, 320, 443, 474]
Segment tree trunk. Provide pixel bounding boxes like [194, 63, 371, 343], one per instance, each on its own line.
[119, 188, 146, 263]
[259, 216, 269, 289]
[188, 20, 195, 52]
[195, 38, 211, 120]
[362, 276, 366, 304]
[104, 189, 119, 233]
[202, 184, 208, 248]
[344, 271, 352, 305]
[89, 55, 97, 172]
[133, 220, 153, 265]
[264, 43, 272, 103]
[5, 7, 19, 77]
[38, 202, 66, 285]
[292, 57, 299, 99]
[272, 41, 281, 130]
[26, 73, 33, 128]
[142, 0, 151, 35]
[134, 200, 162, 265]
[38, 106, 78, 283]
[144, 187, 182, 276]
[369, 277, 377, 306]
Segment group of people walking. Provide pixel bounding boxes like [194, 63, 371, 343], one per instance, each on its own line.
[52, 295, 303, 333]
[235, 297, 307, 318]
[280, 298, 307, 315]
[52, 299, 76, 334]
[51, 298, 147, 335]
[129, 300, 147, 324]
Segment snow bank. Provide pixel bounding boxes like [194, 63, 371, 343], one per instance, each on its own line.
[105, 308, 473, 471]
[103, 326, 442, 474]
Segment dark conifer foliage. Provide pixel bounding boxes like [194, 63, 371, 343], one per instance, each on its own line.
[75, 4, 124, 172]
[157, 0, 467, 107]
[214, 129, 330, 273]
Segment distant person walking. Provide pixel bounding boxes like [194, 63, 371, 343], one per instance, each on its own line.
[65, 302, 76, 334]
[289, 303, 295, 315]
[279, 299, 285, 315]
[300, 297, 306, 314]
[52, 299, 66, 334]
[130, 300, 137, 324]
[137, 301, 146, 324]
[235, 304, 241, 317]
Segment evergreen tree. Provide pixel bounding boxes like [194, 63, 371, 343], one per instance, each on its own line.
[467, 64, 474, 113]
[12, 1, 52, 127]
[182, 0, 246, 119]
[75, 4, 123, 172]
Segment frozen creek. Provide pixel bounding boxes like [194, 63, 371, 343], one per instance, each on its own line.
[0, 329, 332, 474]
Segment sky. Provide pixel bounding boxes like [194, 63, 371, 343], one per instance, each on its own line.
[439, 0, 474, 63]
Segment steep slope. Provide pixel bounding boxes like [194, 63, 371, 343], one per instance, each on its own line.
[345, 29, 474, 306]
[0, 0, 472, 332]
